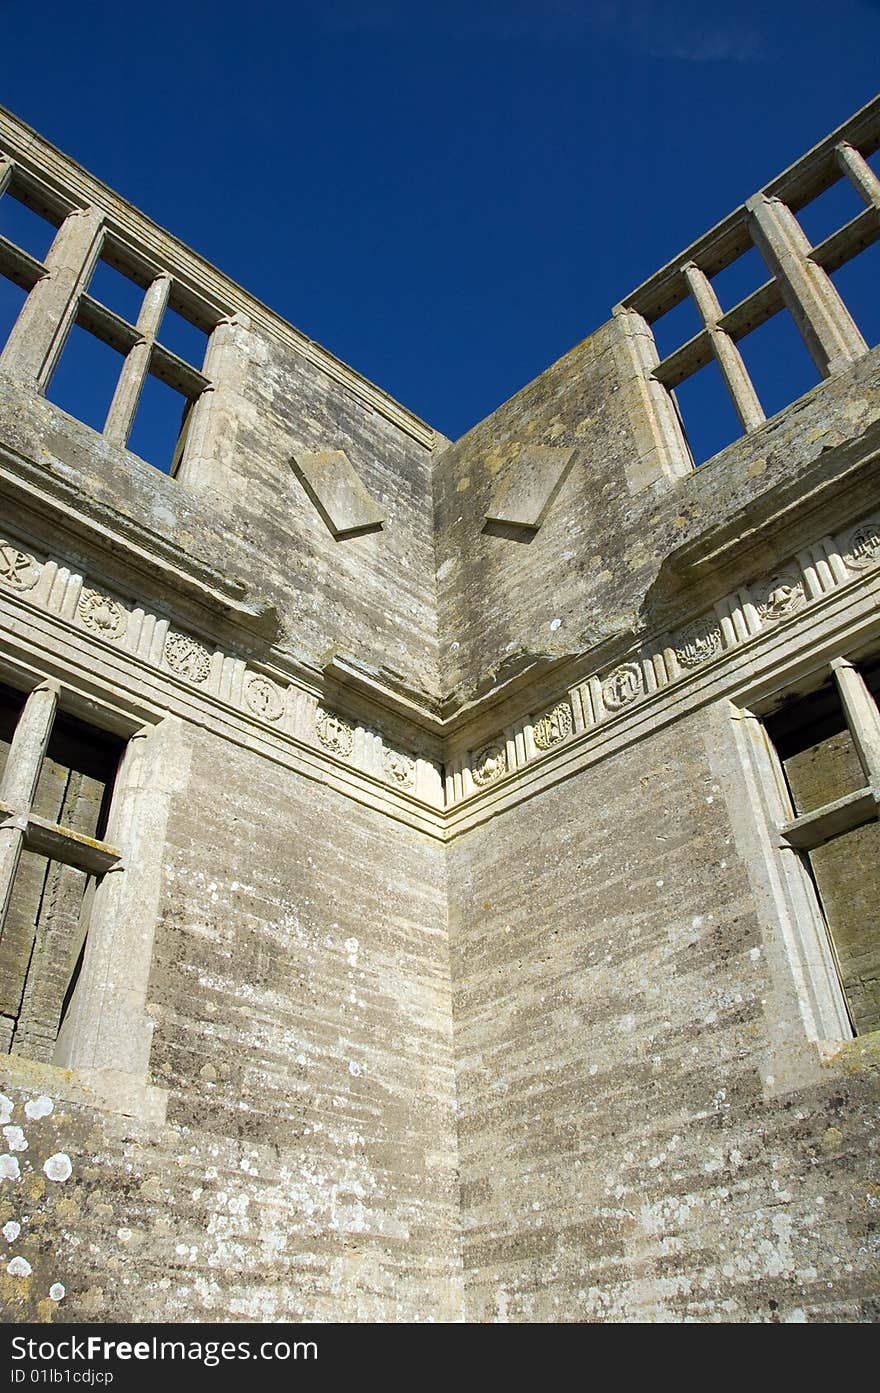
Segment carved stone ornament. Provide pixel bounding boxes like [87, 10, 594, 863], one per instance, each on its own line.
[164, 631, 212, 683]
[601, 663, 643, 712]
[78, 588, 126, 641]
[472, 741, 507, 787]
[533, 701, 574, 750]
[676, 616, 722, 669]
[384, 748, 416, 788]
[0, 543, 40, 593]
[843, 519, 880, 570]
[245, 674, 285, 722]
[315, 707, 354, 757]
[753, 570, 805, 624]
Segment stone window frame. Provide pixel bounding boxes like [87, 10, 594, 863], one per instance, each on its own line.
[725, 651, 880, 1077]
[0, 152, 235, 480]
[0, 662, 176, 1123]
[614, 100, 880, 486]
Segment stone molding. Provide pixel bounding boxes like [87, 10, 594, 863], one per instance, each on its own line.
[0, 508, 878, 840]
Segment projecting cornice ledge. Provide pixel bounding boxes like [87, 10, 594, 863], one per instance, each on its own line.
[0, 443, 279, 644]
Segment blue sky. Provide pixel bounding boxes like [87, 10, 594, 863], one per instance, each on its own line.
[0, 0, 879, 449]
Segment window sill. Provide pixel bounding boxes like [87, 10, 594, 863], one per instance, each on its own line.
[0, 1054, 167, 1126]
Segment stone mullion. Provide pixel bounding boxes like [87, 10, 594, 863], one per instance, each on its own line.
[745, 192, 866, 377]
[0, 156, 13, 198]
[682, 262, 765, 431]
[0, 206, 104, 388]
[103, 273, 171, 445]
[834, 141, 880, 212]
[831, 658, 880, 787]
[0, 681, 59, 936]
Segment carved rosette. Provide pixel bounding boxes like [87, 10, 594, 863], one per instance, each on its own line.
[78, 588, 126, 641]
[753, 570, 805, 625]
[0, 543, 40, 593]
[315, 707, 354, 758]
[164, 631, 212, 683]
[675, 616, 722, 669]
[842, 519, 880, 571]
[245, 674, 285, 722]
[533, 701, 573, 750]
[472, 741, 507, 787]
[384, 748, 416, 789]
[601, 663, 643, 712]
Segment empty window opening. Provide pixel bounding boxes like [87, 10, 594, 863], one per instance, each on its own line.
[830, 240, 880, 350]
[0, 692, 124, 1064]
[710, 244, 771, 312]
[158, 304, 209, 368]
[45, 323, 125, 434]
[86, 257, 148, 325]
[126, 371, 194, 475]
[0, 191, 59, 263]
[736, 307, 821, 421]
[669, 356, 743, 467]
[794, 177, 866, 248]
[763, 667, 880, 1038]
[0, 278, 27, 358]
[648, 293, 703, 361]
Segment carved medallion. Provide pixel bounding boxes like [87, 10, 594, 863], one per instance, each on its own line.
[164, 631, 212, 683]
[472, 741, 507, 786]
[533, 701, 573, 750]
[384, 748, 416, 788]
[601, 663, 643, 711]
[315, 707, 354, 757]
[843, 519, 880, 570]
[0, 543, 40, 593]
[245, 674, 285, 722]
[676, 616, 722, 669]
[753, 570, 805, 625]
[78, 589, 126, 641]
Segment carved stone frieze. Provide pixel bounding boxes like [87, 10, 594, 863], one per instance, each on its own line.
[316, 707, 354, 758]
[753, 570, 805, 625]
[78, 589, 127, 641]
[245, 674, 285, 722]
[164, 631, 212, 683]
[0, 543, 40, 593]
[533, 701, 573, 750]
[675, 616, 722, 669]
[384, 748, 416, 789]
[842, 518, 880, 571]
[601, 663, 643, 711]
[472, 741, 507, 787]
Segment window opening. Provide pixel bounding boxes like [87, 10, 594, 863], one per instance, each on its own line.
[44, 323, 125, 434]
[736, 306, 821, 421]
[670, 356, 744, 466]
[0, 191, 58, 263]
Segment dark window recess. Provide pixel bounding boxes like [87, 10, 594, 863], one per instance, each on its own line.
[831, 240, 880, 350]
[0, 192, 59, 262]
[86, 257, 147, 324]
[0, 682, 27, 785]
[765, 680, 865, 816]
[710, 244, 771, 312]
[794, 177, 865, 248]
[158, 305, 209, 367]
[45, 324, 125, 433]
[670, 356, 743, 466]
[648, 293, 703, 361]
[0, 277, 27, 356]
[126, 371, 193, 475]
[736, 307, 821, 421]
[0, 715, 123, 1063]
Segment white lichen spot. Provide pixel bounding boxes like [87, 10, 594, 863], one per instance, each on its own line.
[349, 1061, 362, 1077]
[0, 1094, 13, 1126]
[49, 1283, 65, 1301]
[749, 947, 761, 961]
[24, 1095, 53, 1120]
[3, 1221, 20, 1242]
[7, 1256, 31, 1277]
[0, 1155, 21, 1181]
[589, 1064, 599, 1076]
[3, 1127, 27, 1152]
[549, 618, 562, 631]
[116, 1228, 132, 1243]
[43, 1153, 72, 1183]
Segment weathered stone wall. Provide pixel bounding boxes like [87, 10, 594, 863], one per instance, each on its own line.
[0, 726, 459, 1322]
[449, 711, 880, 1322]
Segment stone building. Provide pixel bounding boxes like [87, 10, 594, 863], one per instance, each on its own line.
[0, 96, 878, 1323]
